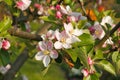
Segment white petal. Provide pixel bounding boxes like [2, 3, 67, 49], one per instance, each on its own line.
[55, 30, 61, 41]
[64, 23, 73, 33]
[63, 43, 71, 49]
[66, 36, 80, 43]
[50, 50, 58, 59]
[35, 51, 44, 60]
[101, 16, 113, 26]
[43, 55, 50, 67]
[54, 41, 63, 49]
[73, 29, 83, 36]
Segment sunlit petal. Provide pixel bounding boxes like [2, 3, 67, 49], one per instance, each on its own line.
[38, 41, 47, 51]
[50, 50, 58, 59]
[35, 51, 44, 60]
[54, 41, 63, 49]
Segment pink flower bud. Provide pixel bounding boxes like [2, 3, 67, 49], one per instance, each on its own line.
[2, 40, 10, 50]
[56, 11, 62, 19]
[88, 57, 93, 65]
[81, 69, 89, 77]
[55, 5, 60, 10]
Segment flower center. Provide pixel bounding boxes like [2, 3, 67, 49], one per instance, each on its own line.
[61, 37, 66, 43]
[43, 50, 49, 55]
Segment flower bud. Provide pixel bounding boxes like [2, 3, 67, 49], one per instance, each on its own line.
[56, 11, 62, 19]
[2, 40, 10, 50]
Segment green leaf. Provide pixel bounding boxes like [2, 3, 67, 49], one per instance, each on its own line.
[83, 74, 99, 80]
[116, 0, 120, 4]
[112, 51, 119, 63]
[97, 60, 116, 76]
[94, 50, 104, 60]
[77, 20, 87, 29]
[4, 0, 13, 5]
[0, 16, 12, 33]
[77, 48, 89, 69]
[65, 48, 78, 62]
[73, 33, 94, 47]
[0, 49, 10, 66]
[40, 16, 57, 23]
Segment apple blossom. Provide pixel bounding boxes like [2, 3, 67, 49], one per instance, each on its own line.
[54, 30, 72, 49]
[101, 16, 113, 27]
[2, 39, 10, 50]
[35, 41, 58, 67]
[16, 0, 31, 11]
[92, 22, 105, 39]
[64, 23, 83, 43]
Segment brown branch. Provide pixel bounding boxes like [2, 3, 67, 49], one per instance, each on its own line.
[8, 28, 43, 41]
[95, 22, 120, 50]
[3, 48, 29, 80]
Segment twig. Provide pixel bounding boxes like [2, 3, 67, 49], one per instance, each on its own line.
[8, 28, 42, 41]
[3, 48, 29, 80]
[95, 22, 120, 50]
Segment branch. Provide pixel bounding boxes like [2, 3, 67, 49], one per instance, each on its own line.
[8, 28, 43, 41]
[3, 48, 29, 80]
[95, 22, 120, 50]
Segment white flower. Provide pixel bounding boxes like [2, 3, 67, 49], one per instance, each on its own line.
[60, 5, 71, 14]
[101, 16, 113, 27]
[64, 23, 83, 43]
[35, 41, 58, 67]
[93, 22, 105, 39]
[16, 0, 31, 11]
[54, 30, 72, 49]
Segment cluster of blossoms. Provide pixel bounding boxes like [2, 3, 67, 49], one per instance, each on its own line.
[35, 22, 83, 67]
[0, 38, 10, 50]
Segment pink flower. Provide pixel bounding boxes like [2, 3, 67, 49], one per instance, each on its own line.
[46, 30, 55, 40]
[16, 0, 31, 11]
[2, 40, 10, 50]
[35, 41, 58, 67]
[81, 69, 89, 77]
[88, 26, 95, 35]
[88, 57, 93, 65]
[56, 11, 62, 19]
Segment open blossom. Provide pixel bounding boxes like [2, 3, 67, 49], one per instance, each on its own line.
[64, 23, 83, 43]
[92, 22, 105, 39]
[2, 40, 10, 50]
[35, 41, 58, 67]
[16, 0, 31, 11]
[34, 3, 44, 15]
[101, 16, 113, 27]
[54, 30, 72, 49]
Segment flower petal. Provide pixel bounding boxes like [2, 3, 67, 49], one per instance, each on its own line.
[46, 40, 53, 50]
[54, 41, 63, 49]
[64, 23, 73, 33]
[55, 30, 62, 41]
[38, 41, 47, 51]
[50, 50, 58, 59]
[43, 55, 50, 67]
[73, 29, 83, 36]
[63, 43, 71, 49]
[35, 51, 44, 60]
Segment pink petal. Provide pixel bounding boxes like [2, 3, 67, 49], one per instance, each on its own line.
[35, 51, 44, 60]
[54, 41, 62, 49]
[46, 30, 55, 40]
[81, 69, 89, 77]
[55, 30, 62, 41]
[50, 50, 58, 59]
[64, 23, 73, 33]
[46, 41, 53, 50]
[43, 55, 50, 67]
[38, 41, 47, 51]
